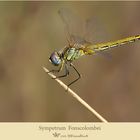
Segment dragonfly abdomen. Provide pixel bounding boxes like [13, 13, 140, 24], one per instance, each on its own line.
[91, 35, 140, 52]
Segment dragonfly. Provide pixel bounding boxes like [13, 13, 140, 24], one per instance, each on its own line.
[48, 9, 140, 88]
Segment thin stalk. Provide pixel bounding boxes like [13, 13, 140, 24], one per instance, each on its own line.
[43, 66, 108, 123]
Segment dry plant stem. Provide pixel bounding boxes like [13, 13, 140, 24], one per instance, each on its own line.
[43, 66, 108, 123]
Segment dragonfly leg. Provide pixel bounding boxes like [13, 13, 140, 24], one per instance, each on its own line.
[53, 64, 69, 79]
[47, 61, 64, 74]
[67, 63, 81, 88]
[47, 68, 60, 75]
[47, 69, 60, 73]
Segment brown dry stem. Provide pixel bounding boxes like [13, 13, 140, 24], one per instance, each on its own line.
[43, 66, 108, 123]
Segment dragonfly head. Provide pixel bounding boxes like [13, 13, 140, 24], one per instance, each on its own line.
[49, 51, 62, 66]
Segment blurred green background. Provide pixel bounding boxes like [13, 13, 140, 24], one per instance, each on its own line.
[0, 1, 140, 122]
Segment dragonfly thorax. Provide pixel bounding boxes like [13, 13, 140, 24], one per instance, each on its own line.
[49, 51, 62, 66]
[63, 46, 85, 62]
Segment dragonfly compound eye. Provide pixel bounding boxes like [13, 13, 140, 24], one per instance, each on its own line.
[49, 52, 61, 66]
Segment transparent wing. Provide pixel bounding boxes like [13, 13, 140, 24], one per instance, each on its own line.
[58, 8, 111, 46]
[84, 16, 111, 44]
[58, 8, 87, 45]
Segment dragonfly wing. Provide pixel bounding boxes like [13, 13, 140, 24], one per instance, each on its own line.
[58, 9, 113, 45]
[70, 34, 89, 45]
[84, 16, 111, 44]
[58, 8, 86, 45]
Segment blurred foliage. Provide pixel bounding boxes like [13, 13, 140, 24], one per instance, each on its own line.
[0, 1, 140, 121]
